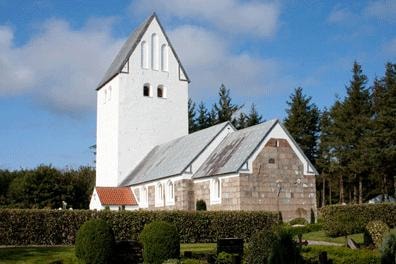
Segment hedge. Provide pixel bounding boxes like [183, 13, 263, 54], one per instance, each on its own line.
[0, 209, 279, 245]
[320, 204, 396, 237]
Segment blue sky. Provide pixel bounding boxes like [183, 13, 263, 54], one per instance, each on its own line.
[0, 0, 395, 170]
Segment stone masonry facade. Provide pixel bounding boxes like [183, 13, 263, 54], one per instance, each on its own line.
[138, 138, 317, 221]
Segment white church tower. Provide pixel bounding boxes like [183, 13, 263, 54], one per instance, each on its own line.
[95, 13, 190, 187]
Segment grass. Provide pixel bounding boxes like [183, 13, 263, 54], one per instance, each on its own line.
[0, 246, 77, 264]
[0, 244, 216, 264]
[302, 230, 364, 244]
[301, 245, 381, 264]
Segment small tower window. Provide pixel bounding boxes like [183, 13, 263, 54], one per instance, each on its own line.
[143, 84, 151, 97]
[269, 158, 275, 164]
[157, 85, 166, 98]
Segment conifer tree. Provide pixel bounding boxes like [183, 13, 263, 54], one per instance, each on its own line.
[207, 107, 218, 127]
[235, 112, 247, 130]
[370, 63, 396, 198]
[188, 98, 197, 133]
[214, 84, 240, 123]
[196, 102, 210, 130]
[331, 62, 372, 204]
[246, 103, 263, 127]
[284, 87, 319, 163]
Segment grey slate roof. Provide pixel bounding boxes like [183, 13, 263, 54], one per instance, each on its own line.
[96, 13, 190, 90]
[193, 119, 278, 178]
[120, 122, 231, 186]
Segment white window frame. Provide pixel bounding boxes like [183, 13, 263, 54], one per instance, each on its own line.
[155, 182, 164, 207]
[161, 44, 168, 71]
[140, 186, 148, 208]
[165, 180, 175, 206]
[210, 178, 221, 204]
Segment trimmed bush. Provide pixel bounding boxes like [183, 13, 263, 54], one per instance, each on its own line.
[0, 209, 279, 245]
[380, 232, 396, 264]
[196, 200, 207, 211]
[364, 220, 390, 248]
[75, 219, 115, 264]
[269, 229, 303, 264]
[321, 204, 396, 237]
[289, 217, 308, 226]
[140, 221, 180, 264]
[246, 227, 302, 264]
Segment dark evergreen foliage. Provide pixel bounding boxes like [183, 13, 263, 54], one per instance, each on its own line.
[246, 103, 263, 127]
[188, 98, 197, 133]
[284, 87, 319, 163]
[196, 199, 207, 211]
[214, 84, 241, 123]
[75, 219, 115, 264]
[139, 221, 180, 264]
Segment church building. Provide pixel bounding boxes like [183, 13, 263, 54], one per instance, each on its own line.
[89, 13, 318, 221]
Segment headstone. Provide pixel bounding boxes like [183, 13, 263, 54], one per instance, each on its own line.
[113, 240, 143, 263]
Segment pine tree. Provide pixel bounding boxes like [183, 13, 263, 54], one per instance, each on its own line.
[235, 112, 247, 130]
[207, 107, 218, 126]
[331, 62, 372, 204]
[246, 103, 263, 127]
[196, 102, 210, 130]
[284, 87, 320, 163]
[188, 98, 197, 133]
[370, 63, 396, 198]
[214, 84, 240, 123]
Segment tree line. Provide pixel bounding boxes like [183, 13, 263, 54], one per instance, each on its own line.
[190, 62, 396, 206]
[0, 165, 95, 209]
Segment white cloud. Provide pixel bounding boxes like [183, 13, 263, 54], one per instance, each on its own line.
[0, 19, 124, 116]
[169, 25, 289, 101]
[327, 7, 358, 24]
[364, 0, 396, 22]
[130, 0, 280, 38]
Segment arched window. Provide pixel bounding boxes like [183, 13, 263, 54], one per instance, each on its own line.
[141, 41, 148, 69]
[157, 85, 166, 98]
[167, 181, 174, 200]
[161, 44, 168, 71]
[151, 33, 159, 70]
[156, 183, 163, 206]
[211, 178, 221, 204]
[143, 83, 151, 97]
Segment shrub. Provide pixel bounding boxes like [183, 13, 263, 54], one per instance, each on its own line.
[216, 252, 233, 264]
[140, 221, 180, 264]
[75, 219, 115, 264]
[321, 204, 396, 237]
[196, 200, 207, 211]
[364, 220, 390, 247]
[269, 229, 303, 264]
[246, 227, 302, 264]
[380, 232, 396, 264]
[289, 217, 308, 226]
[0, 209, 279, 245]
[163, 259, 181, 264]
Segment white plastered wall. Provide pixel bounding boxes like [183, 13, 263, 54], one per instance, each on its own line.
[96, 77, 120, 187]
[117, 17, 189, 184]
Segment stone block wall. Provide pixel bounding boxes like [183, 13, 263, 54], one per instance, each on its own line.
[239, 138, 317, 221]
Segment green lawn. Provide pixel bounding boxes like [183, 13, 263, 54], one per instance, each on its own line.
[0, 247, 77, 264]
[0, 244, 216, 264]
[302, 230, 364, 244]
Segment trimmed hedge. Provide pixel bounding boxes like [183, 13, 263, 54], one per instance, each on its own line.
[320, 204, 396, 237]
[140, 221, 180, 264]
[0, 209, 279, 245]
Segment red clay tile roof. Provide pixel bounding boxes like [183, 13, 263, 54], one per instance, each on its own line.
[96, 187, 137, 206]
